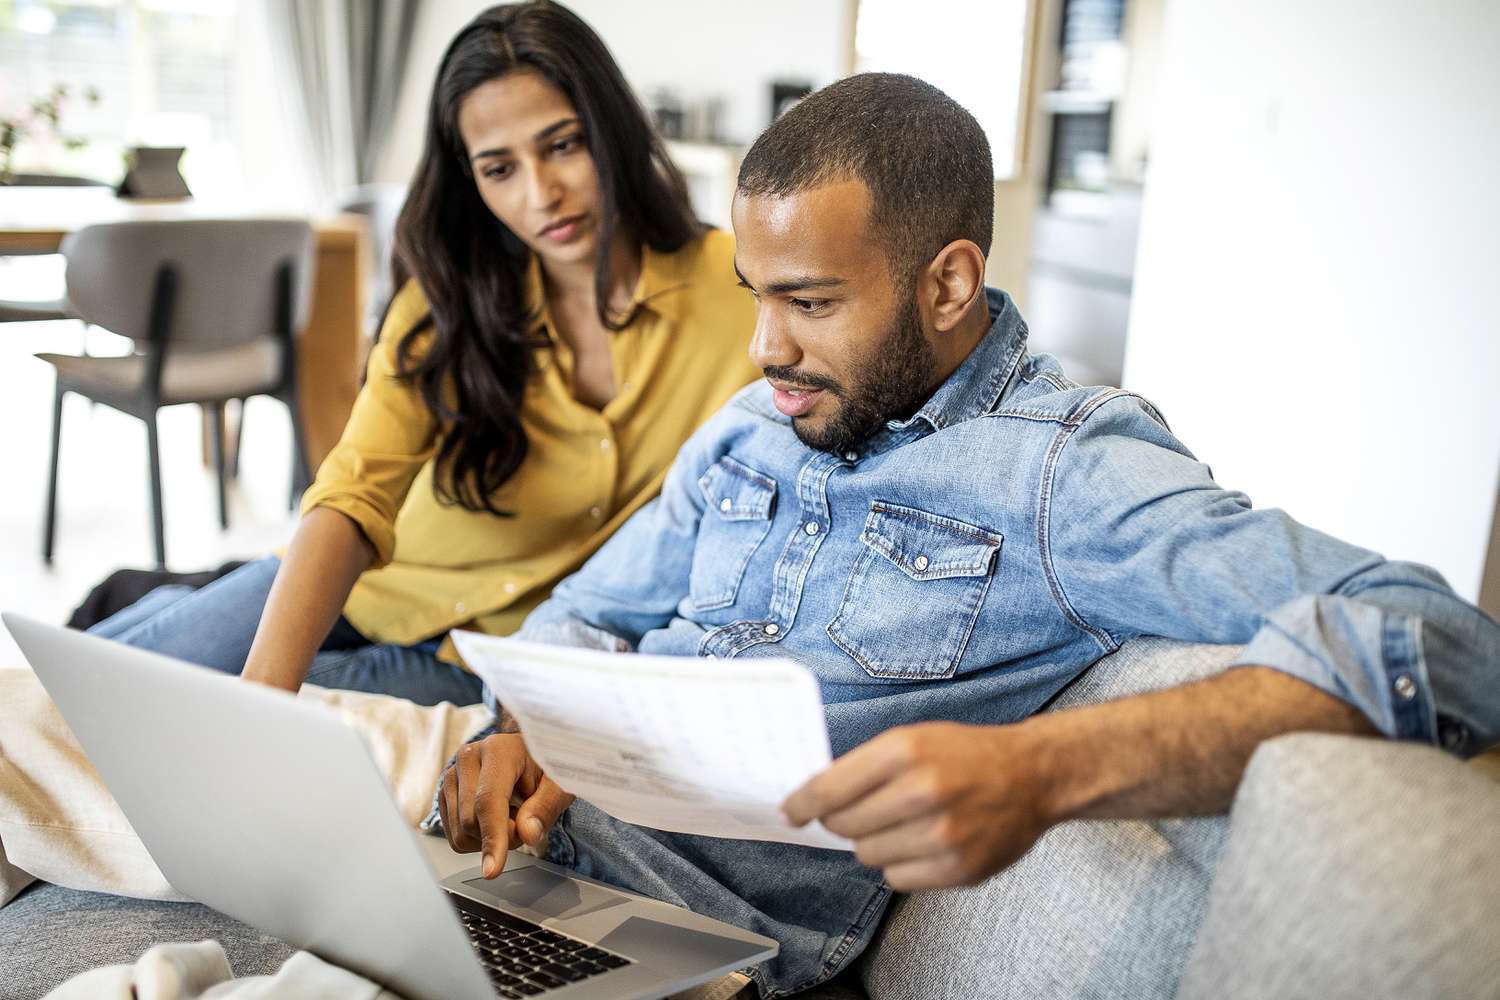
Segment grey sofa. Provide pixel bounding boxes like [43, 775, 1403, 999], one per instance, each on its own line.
[864, 639, 1500, 1000]
[3, 639, 1497, 999]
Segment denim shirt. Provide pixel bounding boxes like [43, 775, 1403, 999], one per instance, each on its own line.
[505, 288, 1500, 997]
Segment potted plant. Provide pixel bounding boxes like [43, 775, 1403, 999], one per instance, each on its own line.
[0, 83, 101, 184]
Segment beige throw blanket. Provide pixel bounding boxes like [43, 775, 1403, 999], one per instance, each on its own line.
[43, 941, 403, 1000]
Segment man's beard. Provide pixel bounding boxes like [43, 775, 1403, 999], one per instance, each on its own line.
[769, 293, 938, 455]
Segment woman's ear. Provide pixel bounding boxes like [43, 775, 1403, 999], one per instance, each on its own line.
[923, 239, 987, 333]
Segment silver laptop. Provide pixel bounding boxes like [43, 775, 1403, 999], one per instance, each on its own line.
[4, 613, 776, 1000]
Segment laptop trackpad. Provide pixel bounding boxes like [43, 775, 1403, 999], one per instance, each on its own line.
[463, 866, 627, 921]
[597, 915, 769, 972]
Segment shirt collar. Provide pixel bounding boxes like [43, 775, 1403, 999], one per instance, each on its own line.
[629, 240, 691, 322]
[525, 240, 691, 338]
[889, 287, 1028, 434]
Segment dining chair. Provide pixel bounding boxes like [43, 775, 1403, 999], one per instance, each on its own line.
[0, 173, 112, 326]
[37, 218, 314, 568]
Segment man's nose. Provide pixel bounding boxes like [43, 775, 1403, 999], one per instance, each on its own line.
[748, 310, 799, 371]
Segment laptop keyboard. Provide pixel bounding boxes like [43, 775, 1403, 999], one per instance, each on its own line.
[451, 896, 634, 997]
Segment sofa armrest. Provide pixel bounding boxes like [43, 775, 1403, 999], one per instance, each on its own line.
[861, 637, 1244, 1000]
[1177, 733, 1500, 1000]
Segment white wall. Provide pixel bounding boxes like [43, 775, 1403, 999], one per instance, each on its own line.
[375, 0, 1051, 300]
[377, 0, 854, 186]
[1124, 0, 1500, 603]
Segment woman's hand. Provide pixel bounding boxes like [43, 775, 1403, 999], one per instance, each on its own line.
[438, 732, 575, 878]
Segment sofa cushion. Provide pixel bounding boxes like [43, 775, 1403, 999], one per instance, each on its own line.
[0, 881, 296, 999]
[861, 638, 1242, 1000]
[1177, 732, 1500, 1000]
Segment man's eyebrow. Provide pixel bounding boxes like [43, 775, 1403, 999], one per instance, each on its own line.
[733, 261, 846, 296]
[470, 117, 579, 162]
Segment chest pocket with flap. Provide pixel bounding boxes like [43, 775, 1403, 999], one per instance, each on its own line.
[690, 456, 777, 612]
[828, 502, 1002, 680]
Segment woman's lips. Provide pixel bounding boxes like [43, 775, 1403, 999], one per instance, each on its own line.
[771, 385, 824, 417]
[539, 215, 586, 243]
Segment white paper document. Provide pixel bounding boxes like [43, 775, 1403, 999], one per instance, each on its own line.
[451, 632, 853, 851]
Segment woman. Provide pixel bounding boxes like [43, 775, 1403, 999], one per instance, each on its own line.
[89, 1, 758, 705]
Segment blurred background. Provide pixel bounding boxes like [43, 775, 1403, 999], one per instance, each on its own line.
[1, 0, 1497, 658]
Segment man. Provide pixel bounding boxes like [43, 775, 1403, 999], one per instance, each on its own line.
[435, 73, 1499, 996]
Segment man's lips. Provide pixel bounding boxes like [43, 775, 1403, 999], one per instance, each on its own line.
[537, 214, 586, 240]
[767, 378, 826, 418]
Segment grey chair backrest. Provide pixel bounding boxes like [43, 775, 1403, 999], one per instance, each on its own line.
[61, 219, 315, 350]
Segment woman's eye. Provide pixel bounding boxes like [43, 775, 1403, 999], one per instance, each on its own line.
[483, 163, 513, 180]
[552, 135, 583, 154]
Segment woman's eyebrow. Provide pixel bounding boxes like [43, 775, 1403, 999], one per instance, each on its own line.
[469, 118, 580, 163]
[533, 117, 579, 142]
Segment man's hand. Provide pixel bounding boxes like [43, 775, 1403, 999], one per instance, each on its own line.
[783, 667, 1378, 893]
[782, 721, 1054, 892]
[437, 733, 575, 879]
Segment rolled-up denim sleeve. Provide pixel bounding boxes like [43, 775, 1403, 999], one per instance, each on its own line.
[1045, 392, 1500, 757]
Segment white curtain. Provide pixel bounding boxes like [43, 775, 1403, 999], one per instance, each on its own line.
[265, 0, 422, 206]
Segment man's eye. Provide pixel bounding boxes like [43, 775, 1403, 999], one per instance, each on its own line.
[789, 297, 824, 314]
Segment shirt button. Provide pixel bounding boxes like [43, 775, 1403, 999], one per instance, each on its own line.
[804, 522, 819, 536]
[1393, 674, 1418, 701]
[1438, 718, 1469, 750]
[913, 554, 930, 571]
[844, 451, 858, 462]
[590, 506, 603, 519]
[503, 582, 516, 595]
[599, 438, 611, 450]
[763, 623, 780, 636]
[719, 498, 733, 513]
[454, 601, 467, 614]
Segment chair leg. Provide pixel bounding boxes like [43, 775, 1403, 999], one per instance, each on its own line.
[42, 385, 65, 564]
[287, 397, 311, 512]
[145, 412, 167, 569]
[209, 402, 229, 530]
[229, 398, 245, 479]
[80, 322, 97, 411]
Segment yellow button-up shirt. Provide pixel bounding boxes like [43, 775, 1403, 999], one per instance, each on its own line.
[300, 229, 758, 661]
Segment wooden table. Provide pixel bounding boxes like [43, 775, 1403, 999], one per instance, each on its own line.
[0, 187, 368, 470]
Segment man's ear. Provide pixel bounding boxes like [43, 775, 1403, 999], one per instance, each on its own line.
[922, 240, 987, 333]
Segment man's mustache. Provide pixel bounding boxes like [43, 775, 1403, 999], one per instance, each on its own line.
[762, 366, 845, 397]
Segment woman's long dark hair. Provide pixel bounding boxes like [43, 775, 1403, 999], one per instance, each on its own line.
[390, 0, 701, 515]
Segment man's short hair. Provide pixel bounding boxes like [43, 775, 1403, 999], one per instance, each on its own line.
[736, 73, 994, 284]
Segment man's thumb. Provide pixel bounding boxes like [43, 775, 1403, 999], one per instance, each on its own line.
[517, 779, 572, 847]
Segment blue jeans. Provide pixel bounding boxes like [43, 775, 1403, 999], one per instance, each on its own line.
[89, 556, 486, 707]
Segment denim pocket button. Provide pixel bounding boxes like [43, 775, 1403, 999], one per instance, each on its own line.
[690, 456, 777, 612]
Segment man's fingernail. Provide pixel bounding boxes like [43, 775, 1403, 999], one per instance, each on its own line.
[482, 854, 498, 878]
[525, 818, 543, 843]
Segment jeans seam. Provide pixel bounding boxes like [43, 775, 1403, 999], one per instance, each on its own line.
[756, 883, 892, 1000]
